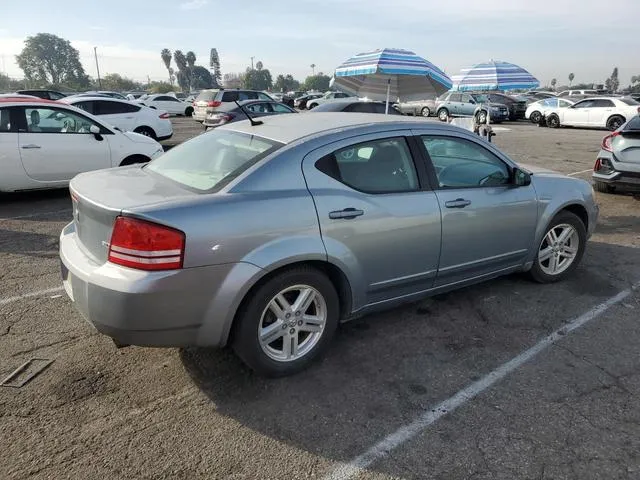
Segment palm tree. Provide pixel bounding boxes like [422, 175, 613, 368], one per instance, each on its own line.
[185, 51, 196, 91]
[550, 78, 557, 90]
[568, 73, 575, 86]
[161, 48, 172, 84]
[310, 64, 316, 76]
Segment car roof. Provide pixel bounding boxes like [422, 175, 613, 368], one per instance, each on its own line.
[221, 112, 440, 144]
[0, 97, 59, 105]
[61, 96, 129, 103]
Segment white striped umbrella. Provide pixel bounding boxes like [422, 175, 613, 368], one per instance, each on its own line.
[333, 48, 452, 113]
[451, 60, 539, 92]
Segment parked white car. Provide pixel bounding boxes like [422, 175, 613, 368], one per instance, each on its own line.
[546, 97, 640, 131]
[137, 94, 194, 116]
[306, 91, 352, 110]
[0, 98, 164, 192]
[525, 97, 575, 123]
[61, 96, 173, 140]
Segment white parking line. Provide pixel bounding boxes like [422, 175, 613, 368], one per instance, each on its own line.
[0, 287, 64, 306]
[322, 281, 639, 480]
[0, 208, 71, 221]
[568, 169, 593, 176]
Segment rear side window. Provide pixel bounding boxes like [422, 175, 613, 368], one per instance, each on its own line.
[625, 115, 640, 131]
[449, 94, 462, 102]
[620, 98, 640, 106]
[221, 91, 239, 102]
[315, 137, 419, 193]
[74, 101, 95, 114]
[0, 108, 11, 132]
[96, 101, 140, 115]
[145, 129, 282, 192]
[344, 103, 373, 113]
[591, 99, 615, 108]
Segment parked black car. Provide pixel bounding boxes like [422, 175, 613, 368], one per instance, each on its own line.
[202, 99, 297, 129]
[310, 99, 404, 115]
[16, 89, 67, 100]
[483, 92, 527, 120]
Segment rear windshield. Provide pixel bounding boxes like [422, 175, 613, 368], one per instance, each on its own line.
[145, 129, 282, 192]
[620, 98, 640, 106]
[195, 90, 219, 102]
[624, 115, 640, 131]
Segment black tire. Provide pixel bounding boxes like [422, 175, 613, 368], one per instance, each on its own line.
[594, 181, 615, 193]
[437, 108, 449, 122]
[528, 211, 587, 284]
[133, 126, 156, 139]
[546, 114, 560, 128]
[120, 155, 151, 166]
[421, 106, 430, 117]
[475, 110, 488, 124]
[606, 115, 625, 131]
[232, 266, 339, 377]
[185, 106, 194, 117]
[530, 111, 542, 124]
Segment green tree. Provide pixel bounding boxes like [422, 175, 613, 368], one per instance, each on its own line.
[303, 74, 331, 92]
[191, 66, 214, 89]
[223, 72, 243, 89]
[173, 50, 188, 91]
[568, 72, 575, 86]
[161, 48, 173, 85]
[15, 33, 89, 89]
[274, 74, 301, 92]
[605, 67, 619, 93]
[244, 62, 272, 90]
[550, 78, 557, 90]
[0, 73, 25, 91]
[209, 48, 222, 86]
[185, 51, 196, 90]
[149, 81, 174, 94]
[100, 73, 142, 92]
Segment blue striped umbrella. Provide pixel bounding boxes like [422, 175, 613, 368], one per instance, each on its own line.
[333, 48, 452, 112]
[452, 60, 539, 92]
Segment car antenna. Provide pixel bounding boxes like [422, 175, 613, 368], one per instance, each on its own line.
[234, 100, 263, 126]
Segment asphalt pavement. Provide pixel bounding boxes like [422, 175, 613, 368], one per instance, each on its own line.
[1, 118, 639, 480]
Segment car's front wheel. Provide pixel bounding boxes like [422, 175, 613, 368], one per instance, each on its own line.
[529, 111, 542, 124]
[475, 110, 488, 124]
[529, 211, 586, 283]
[232, 266, 339, 377]
[437, 108, 449, 122]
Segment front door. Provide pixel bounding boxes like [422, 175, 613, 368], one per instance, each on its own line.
[302, 132, 442, 310]
[563, 99, 593, 126]
[418, 132, 538, 287]
[16, 106, 111, 182]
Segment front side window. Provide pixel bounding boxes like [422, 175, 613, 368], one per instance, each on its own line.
[245, 102, 272, 113]
[315, 137, 419, 193]
[0, 108, 11, 132]
[271, 103, 294, 113]
[145, 130, 282, 192]
[22, 107, 99, 134]
[572, 100, 594, 109]
[559, 100, 572, 108]
[422, 136, 510, 188]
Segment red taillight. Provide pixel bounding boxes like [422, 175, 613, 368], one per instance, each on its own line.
[601, 131, 620, 152]
[207, 100, 222, 107]
[108, 216, 185, 271]
[593, 158, 601, 171]
[220, 113, 235, 123]
[159, 112, 169, 119]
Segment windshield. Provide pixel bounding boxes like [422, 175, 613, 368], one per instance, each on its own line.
[145, 129, 282, 192]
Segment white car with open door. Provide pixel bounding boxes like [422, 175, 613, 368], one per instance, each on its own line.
[61, 96, 173, 140]
[0, 98, 165, 193]
[546, 97, 640, 131]
[137, 94, 194, 116]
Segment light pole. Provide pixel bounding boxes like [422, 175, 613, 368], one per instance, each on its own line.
[250, 56, 255, 70]
[94, 46, 102, 89]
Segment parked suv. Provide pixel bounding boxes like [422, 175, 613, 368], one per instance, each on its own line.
[306, 91, 352, 110]
[435, 92, 509, 123]
[192, 89, 274, 122]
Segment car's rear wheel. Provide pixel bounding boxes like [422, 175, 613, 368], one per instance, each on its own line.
[529, 211, 586, 283]
[606, 115, 625, 131]
[546, 114, 560, 128]
[594, 181, 615, 193]
[475, 110, 488, 124]
[437, 108, 449, 122]
[232, 266, 339, 377]
[529, 111, 542, 124]
[421, 106, 430, 117]
[133, 126, 156, 139]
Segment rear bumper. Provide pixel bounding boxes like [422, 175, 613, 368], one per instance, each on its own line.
[59, 222, 264, 348]
[157, 132, 173, 141]
[593, 169, 640, 188]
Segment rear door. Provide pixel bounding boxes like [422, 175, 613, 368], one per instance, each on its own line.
[16, 106, 111, 182]
[0, 107, 21, 188]
[417, 130, 538, 286]
[588, 99, 615, 126]
[154, 96, 182, 114]
[448, 93, 463, 116]
[93, 100, 141, 131]
[302, 131, 442, 309]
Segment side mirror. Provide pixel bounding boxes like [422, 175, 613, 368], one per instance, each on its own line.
[513, 167, 531, 187]
[90, 124, 103, 141]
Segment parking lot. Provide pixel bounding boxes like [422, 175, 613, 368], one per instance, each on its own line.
[2, 118, 640, 479]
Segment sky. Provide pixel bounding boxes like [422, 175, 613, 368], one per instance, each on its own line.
[1, 0, 639, 88]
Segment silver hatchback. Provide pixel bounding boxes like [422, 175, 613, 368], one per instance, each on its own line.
[60, 114, 598, 376]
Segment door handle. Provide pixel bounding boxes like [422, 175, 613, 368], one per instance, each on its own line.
[445, 198, 471, 208]
[329, 208, 364, 219]
[21, 144, 41, 149]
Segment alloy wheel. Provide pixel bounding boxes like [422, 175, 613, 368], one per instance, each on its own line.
[258, 285, 327, 362]
[538, 223, 580, 276]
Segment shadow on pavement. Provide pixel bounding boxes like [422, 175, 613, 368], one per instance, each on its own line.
[180, 241, 640, 466]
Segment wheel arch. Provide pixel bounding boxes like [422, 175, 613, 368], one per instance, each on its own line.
[119, 154, 151, 166]
[606, 114, 625, 128]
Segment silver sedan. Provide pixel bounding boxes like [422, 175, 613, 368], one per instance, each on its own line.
[60, 113, 598, 376]
[394, 99, 436, 116]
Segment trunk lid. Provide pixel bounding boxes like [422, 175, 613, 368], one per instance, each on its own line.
[614, 130, 640, 164]
[69, 166, 194, 263]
